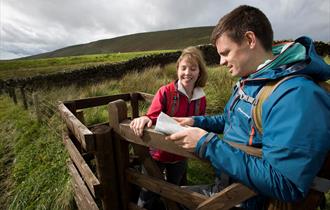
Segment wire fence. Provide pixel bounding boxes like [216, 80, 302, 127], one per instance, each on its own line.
[3, 86, 62, 137]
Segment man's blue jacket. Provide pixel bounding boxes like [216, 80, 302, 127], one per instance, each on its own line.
[193, 36, 330, 206]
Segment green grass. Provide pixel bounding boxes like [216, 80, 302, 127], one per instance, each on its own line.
[0, 50, 175, 80]
[0, 95, 73, 210]
[0, 97, 16, 208]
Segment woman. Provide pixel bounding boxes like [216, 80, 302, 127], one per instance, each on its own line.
[130, 46, 208, 209]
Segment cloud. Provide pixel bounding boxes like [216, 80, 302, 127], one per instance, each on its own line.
[1, 0, 329, 59]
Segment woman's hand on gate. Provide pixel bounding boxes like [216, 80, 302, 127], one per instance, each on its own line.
[130, 116, 152, 137]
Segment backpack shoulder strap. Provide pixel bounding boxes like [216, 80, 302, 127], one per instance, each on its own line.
[253, 75, 330, 134]
[252, 75, 305, 134]
[163, 81, 179, 116]
[318, 81, 330, 92]
[194, 98, 201, 116]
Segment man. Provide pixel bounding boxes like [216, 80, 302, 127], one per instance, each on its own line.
[166, 5, 330, 209]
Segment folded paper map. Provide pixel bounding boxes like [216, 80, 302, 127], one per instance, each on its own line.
[154, 112, 187, 135]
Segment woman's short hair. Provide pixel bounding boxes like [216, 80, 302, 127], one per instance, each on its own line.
[176, 46, 208, 87]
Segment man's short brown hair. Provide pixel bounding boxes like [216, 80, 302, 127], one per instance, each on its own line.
[211, 5, 273, 51]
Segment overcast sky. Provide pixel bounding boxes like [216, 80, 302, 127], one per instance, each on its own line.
[1, 0, 329, 60]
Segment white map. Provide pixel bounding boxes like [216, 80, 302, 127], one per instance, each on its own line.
[154, 112, 187, 135]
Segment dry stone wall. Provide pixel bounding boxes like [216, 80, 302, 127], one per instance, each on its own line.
[1, 42, 329, 92]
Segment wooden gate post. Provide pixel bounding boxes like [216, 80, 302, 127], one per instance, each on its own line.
[91, 125, 121, 210]
[33, 93, 41, 122]
[10, 87, 17, 104]
[7, 86, 12, 98]
[108, 99, 131, 210]
[20, 87, 28, 109]
[130, 93, 139, 119]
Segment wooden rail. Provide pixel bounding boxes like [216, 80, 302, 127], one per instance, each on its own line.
[59, 103, 95, 152]
[119, 120, 196, 159]
[63, 133, 101, 197]
[126, 168, 208, 209]
[67, 160, 99, 210]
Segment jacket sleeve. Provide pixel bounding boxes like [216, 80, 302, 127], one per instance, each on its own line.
[193, 93, 233, 133]
[193, 115, 226, 133]
[146, 87, 165, 124]
[195, 78, 330, 201]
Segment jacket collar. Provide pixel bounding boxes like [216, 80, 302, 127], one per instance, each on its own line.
[248, 41, 307, 80]
[177, 80, 205, 101]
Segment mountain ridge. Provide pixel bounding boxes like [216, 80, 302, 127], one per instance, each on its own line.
[26, 26, 214, 59]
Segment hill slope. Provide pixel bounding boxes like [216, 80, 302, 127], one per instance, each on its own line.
[27, 26, 214, 59]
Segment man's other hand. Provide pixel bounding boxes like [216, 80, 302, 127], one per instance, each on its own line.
[172, 117, 194, 127]
[165, 127, 207, 152]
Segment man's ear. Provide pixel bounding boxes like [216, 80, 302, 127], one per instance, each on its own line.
[244, 31, 256, 49]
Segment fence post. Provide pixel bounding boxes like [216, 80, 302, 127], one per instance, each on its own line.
[130, 93, 139, 118]
[10, 87, 17, 104]
[20, 87, 28, 109]
[4, 86, 9, 96]
[91, 125, 121, 210]
[108, 100, 130, 210]
[33, 93, 41, 122]
[7, 87, 12, 98]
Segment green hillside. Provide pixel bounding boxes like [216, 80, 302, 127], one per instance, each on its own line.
[27, 26, 214, 59]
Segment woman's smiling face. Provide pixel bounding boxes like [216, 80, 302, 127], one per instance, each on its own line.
[177, 55, 200, 89]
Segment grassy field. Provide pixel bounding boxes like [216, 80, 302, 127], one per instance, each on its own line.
[0, 50, 175, 80]
[0, 96, 73, 209]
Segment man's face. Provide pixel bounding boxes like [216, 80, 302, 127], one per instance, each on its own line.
[215, 33, 254, 77]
